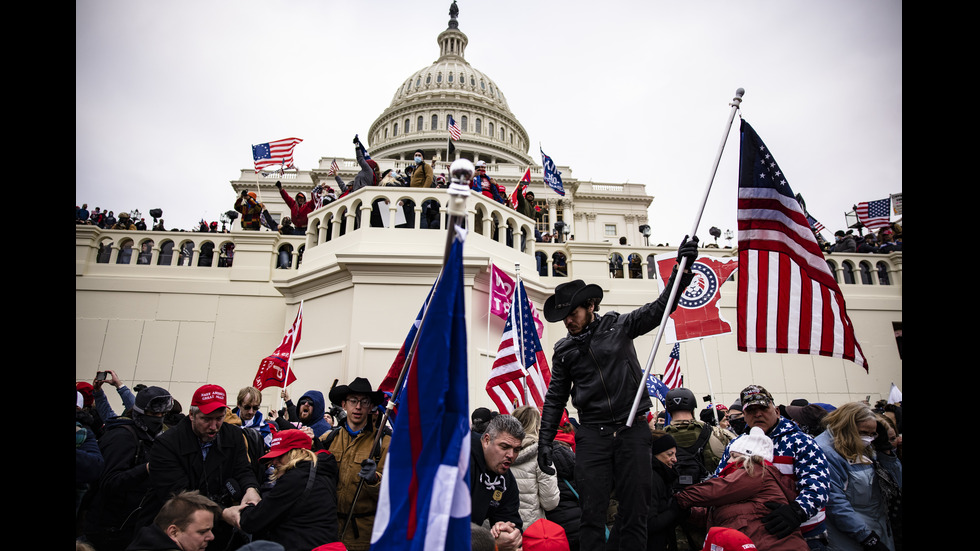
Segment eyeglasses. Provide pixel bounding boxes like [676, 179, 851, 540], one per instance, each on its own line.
[346, 397, 374, 408]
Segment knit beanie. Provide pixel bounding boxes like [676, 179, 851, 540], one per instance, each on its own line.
[728, 427, 774, 462]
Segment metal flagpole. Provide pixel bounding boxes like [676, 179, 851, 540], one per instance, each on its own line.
[279, 300, 303, 412]
[514, 263, 528, 405]
[698, 338, 720, 426]
[626, 88, 744, 428]
[340, 159, 473, 541]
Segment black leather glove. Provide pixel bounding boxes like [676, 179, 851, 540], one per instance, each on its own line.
[275, 181, 282, 189]
[353, 135, 360, 145]
[537, 442, 555, 475]
[358, 458, 379, 484]
[762, 502, 807, 538]
[676, 235, 699, 268]
[861, 531, 889, 551]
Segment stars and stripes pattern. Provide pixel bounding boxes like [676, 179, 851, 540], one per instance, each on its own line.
[736, 120, 867, 369]
[662, 343, 682, 389]
[252, 137, 302, 173]
[486, 280, 551, 414]
[448, 116, 461, 141]
[855, 198, 891, 231]
[806, 214, 825, 235]
[327, 158, 339, 176]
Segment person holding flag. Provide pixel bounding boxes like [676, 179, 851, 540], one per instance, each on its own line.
[537, 237, 699, 550]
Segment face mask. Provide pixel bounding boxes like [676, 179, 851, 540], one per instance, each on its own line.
[860, 435, 874, 447]
[141, 415, 164, 436]
[414, 156, 422, 164]
[729, 417, 747, 435]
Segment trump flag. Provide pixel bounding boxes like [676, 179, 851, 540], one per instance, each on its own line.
[653, 254, 738, 342]
[253, 303, 302, 390]
[371, 227, 470, 550]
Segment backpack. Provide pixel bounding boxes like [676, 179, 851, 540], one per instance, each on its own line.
[672, 423, 712, 488]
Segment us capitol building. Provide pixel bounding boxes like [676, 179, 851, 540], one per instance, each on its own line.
[75, 4, 902, 415]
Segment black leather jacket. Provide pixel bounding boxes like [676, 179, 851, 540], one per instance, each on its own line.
[540, 267, 693, 444]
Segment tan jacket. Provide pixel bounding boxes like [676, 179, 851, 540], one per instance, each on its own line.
[321, 425, 391, 551]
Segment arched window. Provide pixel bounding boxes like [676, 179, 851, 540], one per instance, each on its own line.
[461, 116, 468, 132]
[418, 116, 424, 132]
[552, 252, 568, 277]
[876, 261, 891, 285]
[628, 253, 643, 279]
[116, 239, 134, 265]
[609, 253, 624, 279]
[841, 261, 855, 284]
[177, 241, 194, 266]
[647, 254, 658, 279]
[198, 242, 215, 267]
[432, 114, 438, 130]
[859, 261, 874, 285]
[277, 244, 293, 269]
[218, 243, 234, 267]
[826, 260, 839, 283]
[158, 241, 175, 265]
[475, 118, 482, 134]
[488, 122, 494, 139]
[393, 123, 398, 137]
[405, 119, 411, 133]
[137, 240, 154, 265]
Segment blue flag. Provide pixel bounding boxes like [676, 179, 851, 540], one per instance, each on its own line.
[540, 147, 565, 196]
[371, 227, 471, 550]
[646, 371, 671, 425]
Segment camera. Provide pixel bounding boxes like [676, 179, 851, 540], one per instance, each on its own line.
[96, 371, 108, 382]
[328, 405, 347, 425]
[210, 479, 242, 508]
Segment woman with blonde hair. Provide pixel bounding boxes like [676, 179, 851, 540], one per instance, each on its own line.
[815, 402, 899, 551]
[510, 405, 561, 529]
[221, 429, 340, 551]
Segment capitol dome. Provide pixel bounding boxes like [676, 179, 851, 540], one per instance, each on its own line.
[366, 2, 532, 166]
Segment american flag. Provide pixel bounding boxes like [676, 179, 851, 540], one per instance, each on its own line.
[855, 198, 891, 231]
[736, 120, 867, 370]
[486, 279, 551, 414]
[252, 137, 302, 173]
[806, 214, 825, 235]
[327, 158, 339, 176]
[662, 343, 682, 389]
[448, 115, 461, 141]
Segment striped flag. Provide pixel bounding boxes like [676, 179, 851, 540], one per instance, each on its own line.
[448, 116, 461, 141]
[509, 169, 531, 208]
[855, 198, 891, 231]
[327, 158, 339, 176]
[486, 280, 552, 414]
[662, 343, 682, 389]
[806, 214, 825, 235]
[371, 227, 470, 550]
[736, 120, 867, 369]
[253, 303, 302, 390]
[252, 137, 302, 173]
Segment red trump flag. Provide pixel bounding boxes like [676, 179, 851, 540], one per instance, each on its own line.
[254, 303, 302, 390]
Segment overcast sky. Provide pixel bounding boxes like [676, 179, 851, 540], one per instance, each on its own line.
[76, 0, 901, 246]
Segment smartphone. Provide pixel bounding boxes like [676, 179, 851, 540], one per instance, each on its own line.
[96, 371, 108, 381]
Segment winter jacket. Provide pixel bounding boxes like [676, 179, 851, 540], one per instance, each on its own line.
[409, 161, 434, 187]
[279, 186, 317, 228]
[124, 524, 179, 551]
[238, 454, 340, 551]
[510, 435, 560, 528]
[335, 145, 377, 196]
[323, 423, 390, 551]
[540, 267, 693, 442]
[715, 416, 830, 540]
[647, 456, 682, 551]
[676, 461, 808, 551]
[297, 390, 332, 439]
[815, 431, 897, 551]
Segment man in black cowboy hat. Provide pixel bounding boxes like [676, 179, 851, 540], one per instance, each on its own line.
[321, 376, 390, 551]
[537, 237, 699, 550]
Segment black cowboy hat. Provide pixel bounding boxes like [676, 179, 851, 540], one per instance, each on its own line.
[543, 279, 603, 323]
[328, 377, 384, 407]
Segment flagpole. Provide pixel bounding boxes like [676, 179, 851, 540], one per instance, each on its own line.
[514, 263, 528, 406]
[626, 88, 744, 428]
[698, 338, 720, 426]
[279, 301, 302, 411]
[340, 159, 473, 541]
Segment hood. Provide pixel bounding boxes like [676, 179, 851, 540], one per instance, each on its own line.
[514, 438, 539, 467]
[299, 390, 327, 420]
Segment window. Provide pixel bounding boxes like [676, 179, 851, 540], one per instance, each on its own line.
[432, 114, 438, 130]
[436, 73, 442, 84]
[418, 116, 424, 132]
[859, 261, 874, 285]
[475, 118, 482, 134]
[876, 261, 891, 285]
[841, 261, 855, 284]
[448, 72, 453, 83]
[488, 122, 494, 138]
[405, 119, 410, 133]
[604, 224, 617, 237]
[461, 116, 468, 132]
[393, 123, 398, 137]
[158, 241, 174, 265]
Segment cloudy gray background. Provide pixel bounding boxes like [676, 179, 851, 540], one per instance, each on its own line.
[76, 0, 901, 245]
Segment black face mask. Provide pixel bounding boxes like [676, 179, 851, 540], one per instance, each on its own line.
[139, 415, 164, 436]
[729, 417, 747, 435]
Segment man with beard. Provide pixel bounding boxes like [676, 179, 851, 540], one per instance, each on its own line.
[471, 414, 525, 551]
[143, 384, 261, 551]
[83, 386, 174, 551]
[321, 377, 390, 551]
[281, 388, 332, 439]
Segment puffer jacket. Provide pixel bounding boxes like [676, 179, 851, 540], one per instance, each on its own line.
[541, 267, 693, 442]
[509, 435, 560, 528]
[675, 461, 808, 551]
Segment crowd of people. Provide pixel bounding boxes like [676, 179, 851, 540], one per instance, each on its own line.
[824, 223, 903, 255]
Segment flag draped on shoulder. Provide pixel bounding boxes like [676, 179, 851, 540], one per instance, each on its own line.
[540, 147, 565, 196]
[253, 303, 302, 390]
[855, 198, 891, 231]
[654, 253, 738, 342]
[252, 137, 302, 173]
[486, 279, 552, 414]
[371, 228, 470, 551]
[736, 120, 868, 369]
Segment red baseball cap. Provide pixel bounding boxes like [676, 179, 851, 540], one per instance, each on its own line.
[261, 429, 313, 461]
[523, 519, 569, 551]
[191, 384, 227, 415]
[701, 527, 756, 550]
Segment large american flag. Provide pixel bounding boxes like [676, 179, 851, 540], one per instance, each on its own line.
[486, 279, 551, 413]
[662, 343, 682, 389]
[736, 120, 867, 370]
[252, 137, 302, 173]
[448, 115, 461, 141]
[855, 198, 891, 231]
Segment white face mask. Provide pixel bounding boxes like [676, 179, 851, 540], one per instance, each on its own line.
[414, 156, 422, 164]
[860, 435, 874, 446]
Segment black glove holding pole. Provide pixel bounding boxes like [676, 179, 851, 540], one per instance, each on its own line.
[358, 458, 379, 484]
[537, 441, 555, 476]
[762, 501, 808, 539]
[676, 235, 699, 268]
